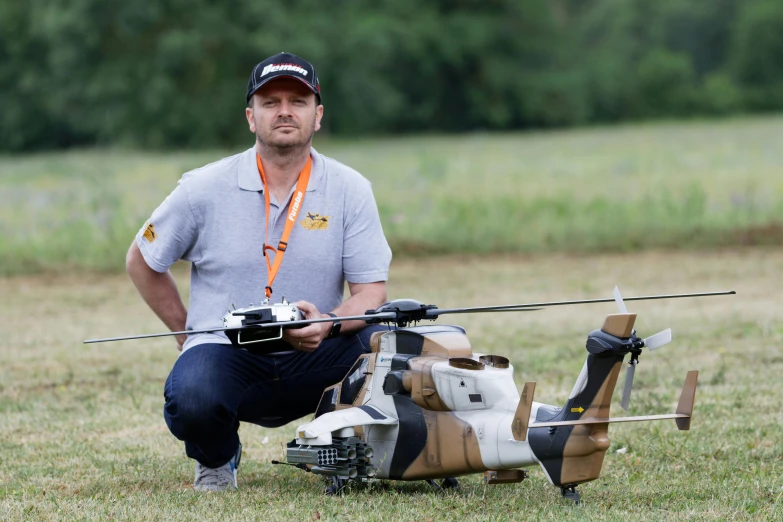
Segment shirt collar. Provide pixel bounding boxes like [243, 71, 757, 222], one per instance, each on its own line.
[237, 145, 324, 193]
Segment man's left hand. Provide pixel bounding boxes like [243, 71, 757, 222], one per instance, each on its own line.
[283, 300, 332, 352]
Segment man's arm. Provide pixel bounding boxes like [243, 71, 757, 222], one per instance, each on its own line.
[284, 281, 387, 351]
[126, 241, 188, 350]
[332, 281, 387, 333]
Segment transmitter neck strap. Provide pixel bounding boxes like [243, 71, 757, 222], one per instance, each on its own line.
[257, 154, 312, 299]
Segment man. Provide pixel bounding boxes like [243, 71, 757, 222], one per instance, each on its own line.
[126, 52, 392, 491]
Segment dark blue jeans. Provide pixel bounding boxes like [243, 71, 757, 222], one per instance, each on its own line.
[163, 326, 388, 468]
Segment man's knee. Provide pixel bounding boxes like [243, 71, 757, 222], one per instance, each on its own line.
[165, 388, 234, 439]
[163, 346, 236, 440]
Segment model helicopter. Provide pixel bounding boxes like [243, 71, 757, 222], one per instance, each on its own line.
[84, 287, 734, 503]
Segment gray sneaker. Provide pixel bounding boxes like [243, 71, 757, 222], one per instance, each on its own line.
[193, 444, 242, 492]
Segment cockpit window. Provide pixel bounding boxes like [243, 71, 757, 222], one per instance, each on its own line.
[315, 386, 339, 418]
[340, 357, 370, 405]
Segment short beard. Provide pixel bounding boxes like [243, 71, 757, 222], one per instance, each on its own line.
[256, 116, 316, 159]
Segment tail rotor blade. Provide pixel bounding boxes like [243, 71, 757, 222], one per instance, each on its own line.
[644, 328, 672, 351]
[613, 286, 629, 314]
[620, 362, 636, 411]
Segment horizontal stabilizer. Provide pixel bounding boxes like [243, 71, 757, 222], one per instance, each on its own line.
[529, 370, 699, 431]
[529, 413, 689, 428]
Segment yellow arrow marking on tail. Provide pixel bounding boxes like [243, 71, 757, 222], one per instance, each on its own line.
[570, 407, 585, 413]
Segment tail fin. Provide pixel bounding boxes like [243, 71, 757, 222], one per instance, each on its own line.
[526, 363, 699, 487]
[511, 382, 536, 441]
[525, 313, 693, 487]
[675, 369, 698, 430]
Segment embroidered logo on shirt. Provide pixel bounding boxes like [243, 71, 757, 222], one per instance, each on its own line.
[142, 223, 157, 243]
[301, 212, 330, 231]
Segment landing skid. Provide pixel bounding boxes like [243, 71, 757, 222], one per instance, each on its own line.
[426, 477, 459, 491]
[560, 485, 581, 505]
[325, 476, 347, 495]
[324, 476, 460, 495]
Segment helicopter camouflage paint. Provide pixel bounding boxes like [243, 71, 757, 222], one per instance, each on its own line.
[285, 308, 698, 501]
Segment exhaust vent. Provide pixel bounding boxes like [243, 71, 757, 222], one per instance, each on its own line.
[479, 355, 509, 369]
[449, 357, 484, 370]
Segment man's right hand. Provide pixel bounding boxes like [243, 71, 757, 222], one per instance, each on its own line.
[282, 300, 331, 352]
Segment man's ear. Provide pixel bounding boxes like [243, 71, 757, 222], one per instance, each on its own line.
[314, 104, 324, 132]
[245, 106, 256, 133]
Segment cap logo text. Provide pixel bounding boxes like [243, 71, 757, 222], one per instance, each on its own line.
[261, 63, 308, 78]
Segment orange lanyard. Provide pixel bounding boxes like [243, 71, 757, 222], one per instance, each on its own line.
[257, 154, 312, 299]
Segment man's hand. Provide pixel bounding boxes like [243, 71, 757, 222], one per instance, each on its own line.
[283, 301, 331, 352]
[279, 282, 387, 352]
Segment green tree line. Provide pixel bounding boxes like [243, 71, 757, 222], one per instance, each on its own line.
[2, 0, 783, 151]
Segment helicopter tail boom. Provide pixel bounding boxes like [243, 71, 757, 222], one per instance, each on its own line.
[526, 310, 699, 488]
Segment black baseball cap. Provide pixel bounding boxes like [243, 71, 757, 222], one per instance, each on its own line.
[246, 52, 321, 104]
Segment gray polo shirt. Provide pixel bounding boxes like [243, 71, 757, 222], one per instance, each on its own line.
[136, 146, 392, 351]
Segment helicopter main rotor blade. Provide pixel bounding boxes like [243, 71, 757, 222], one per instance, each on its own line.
[85, 290, 735, 344]
[83, 311, 399, 344]
[426, 290, 735, 316]
[84, 326, 238, 343]
[620, 361, 636, 411]
[644, 328, 672, 351]
[424, 307, 543, 316]
[613, 286, 629, 314]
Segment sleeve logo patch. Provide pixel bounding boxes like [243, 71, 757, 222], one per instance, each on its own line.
[301, 212, 330, 231]
[142, 223, 157, 243]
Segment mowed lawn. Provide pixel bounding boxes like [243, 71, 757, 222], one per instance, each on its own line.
[2, 116, 783, 275]
[1, 248, 781, 520]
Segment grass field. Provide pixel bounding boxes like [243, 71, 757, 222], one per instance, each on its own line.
[1, 248, 781, 520]
[1, 116, 783, 275]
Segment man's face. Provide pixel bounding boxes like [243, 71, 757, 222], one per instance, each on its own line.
[246, 78, 323, 150]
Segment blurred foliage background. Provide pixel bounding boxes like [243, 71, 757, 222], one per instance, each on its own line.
[3, 0, 783, 152]
[2, 0, 783, 274]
